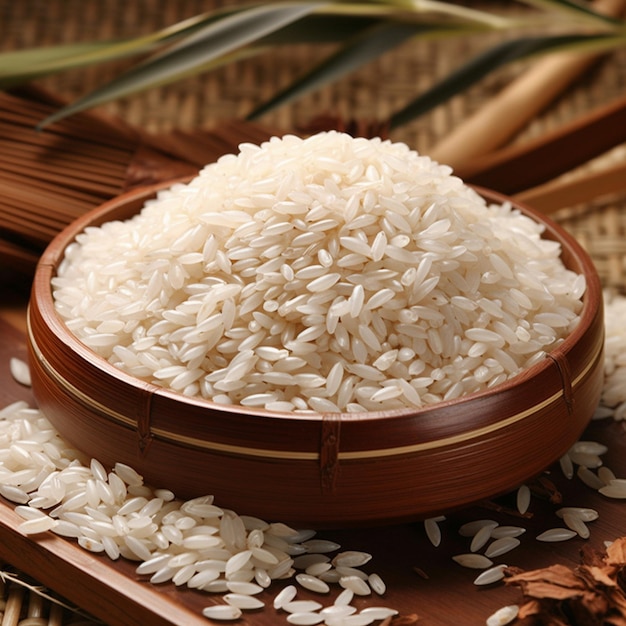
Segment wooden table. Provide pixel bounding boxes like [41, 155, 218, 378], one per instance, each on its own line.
[1, 271, 626, 625]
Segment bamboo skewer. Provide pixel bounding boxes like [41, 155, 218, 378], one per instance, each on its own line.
[428, 0, 626, 171]
[459, 92, 626, 194]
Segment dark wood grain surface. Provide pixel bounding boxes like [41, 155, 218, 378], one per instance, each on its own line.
[2, 295, 626, 625]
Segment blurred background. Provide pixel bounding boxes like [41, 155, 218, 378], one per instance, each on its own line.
[1, 0, 626, 283]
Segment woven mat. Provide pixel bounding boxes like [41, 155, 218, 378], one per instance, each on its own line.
[2, 0, 626, 290]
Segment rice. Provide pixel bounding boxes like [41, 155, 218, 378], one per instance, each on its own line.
[483, 537, 520, 558]
[52, 132, 585, 413]
[473, 565, 508, 587]
[486, 605, 519, 626]
[535, 528, 578, 542]
[451, 554, 494, 569]
[0, 388, 395, 623]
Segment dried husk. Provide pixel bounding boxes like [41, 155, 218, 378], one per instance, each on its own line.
[504, 538, 626, 625]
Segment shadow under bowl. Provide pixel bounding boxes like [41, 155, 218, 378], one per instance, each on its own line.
[27, 182, 604, 527]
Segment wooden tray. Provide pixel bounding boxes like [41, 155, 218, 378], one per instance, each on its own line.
[2, 315, 626, 625]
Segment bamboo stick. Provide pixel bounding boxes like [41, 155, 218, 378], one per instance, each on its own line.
[459, 92, 626, 194]
[0, 150, 128, 185]
[514, 159, 626, 213]
[428, 0, 626, 170]
[47, 603, 64, 626]
[27, 590, 45, 619]
[0, 137, 132, 173]
[0, 159, 125, 196]
[2, 584, 25, 626]
[0, 173, 106, 207]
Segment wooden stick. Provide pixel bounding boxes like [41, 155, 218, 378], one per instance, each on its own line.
[27, 589, 45, 618]
[2, 584, 25, 626]
[0, 172, 105, 207]
[0, 151, 127, 185]
[514, 159, 626, 213]
[0, 121, 136, 165]
[0, 159, 125, 196]
[459, 92, 626, 194]
[0, 211, 58, 244]
[427, 0, 626, 170]
[47, 602, 65, 626]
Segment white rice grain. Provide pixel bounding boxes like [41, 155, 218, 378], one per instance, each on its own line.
[577, 466, 605, 490]
[599, 481, 626, 499]
[320, 605, 357, 619]
[562, 512, 590, 539]
[559, 453, 574, 479]
[295, 573, 330, 594]
[18, 515, 56, 535]
[282, 600, 324, 614]
[302, 539, 341, 554]
[359, 607, 398, 620]
[484, 537, 520, 558]
[452, 554, 494, 569]
[223, 593, 265, 610]
[536, 528, 578, 542]
[332, 551, 372, 568]
[424, 517, 442, 547]
[273, 585, 298, 610]
[470, 525, 493, 553]
[473, 564, 508, 586]
[486, 605, 519, 626]
[555, 507, 599, 522]
[516, 485, 531, 515]
[10, 357, 31, 386]
[458, 519, 498, 538]
[286, 613, 324, 626]
[52, 132, 585, 414]
[490, 526, 526, 539]
[367, 573, 386, 596]
[334, 588, 354, 606]
[201, 605, 243, 621]
[339, 576, 371, 596]
[598, 466, 617, 485]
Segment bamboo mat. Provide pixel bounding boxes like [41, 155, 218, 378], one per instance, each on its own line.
[0, 564, 101, 625]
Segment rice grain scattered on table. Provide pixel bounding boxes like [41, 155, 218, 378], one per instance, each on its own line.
[485, 604, 519, 626]
[0, 394, 396, 624]
[51, 131, 585, 413]
[9, 357, 31, 387]
[473, 564, 508, 586]
[483, 536, 520, 558]
[535, 528, 578, 542]
[5, 284, 626, 624]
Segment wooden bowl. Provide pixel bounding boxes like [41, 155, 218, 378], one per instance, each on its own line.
[27, 182, 604, 527]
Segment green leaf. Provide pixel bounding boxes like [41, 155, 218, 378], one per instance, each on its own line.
[2, 1, 515, 88]
[260, 13, 389, 44]
[36, 2, 320, 129]
[0, 41, 137, 88]
[389, 32, 625, 129]
[247, 20, 454, 121]
[0, 7, 256, 87]
[516, 0, 625, 27]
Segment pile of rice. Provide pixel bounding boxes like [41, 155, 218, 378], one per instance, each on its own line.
[52, 131, 586, 413]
